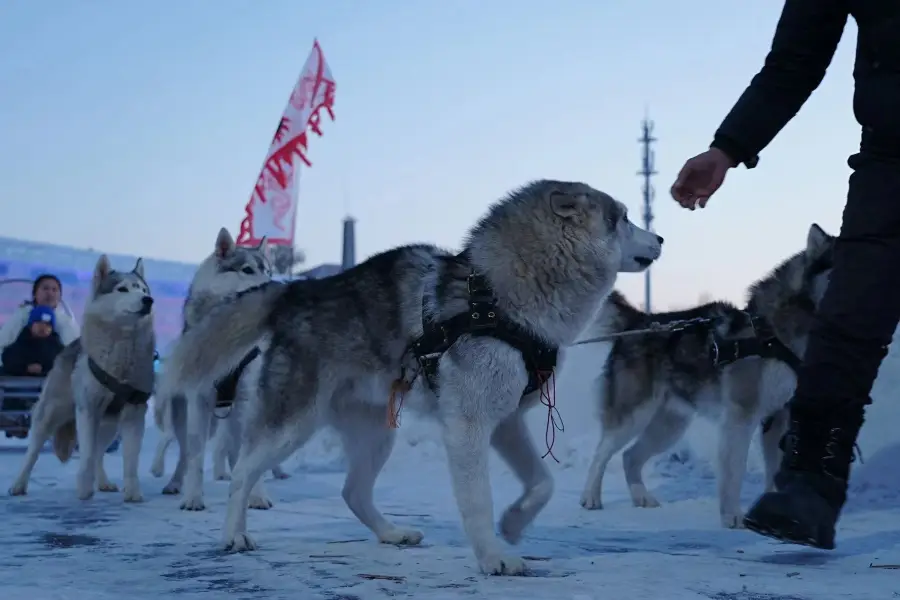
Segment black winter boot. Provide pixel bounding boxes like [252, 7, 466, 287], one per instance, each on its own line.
[743, 400, 866, 549]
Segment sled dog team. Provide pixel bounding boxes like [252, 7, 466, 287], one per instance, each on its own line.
[6, 180, 834, 575]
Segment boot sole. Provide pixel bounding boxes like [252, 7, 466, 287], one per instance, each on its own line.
[744, 514, 835, 551]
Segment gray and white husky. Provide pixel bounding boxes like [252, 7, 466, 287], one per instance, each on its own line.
[579, 223, 834, 528]
[157, 180, 663, 575]
[9, 255, 156, 502]
[151, 227, 286, 510]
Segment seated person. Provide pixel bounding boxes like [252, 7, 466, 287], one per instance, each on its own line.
[0, 274, 79, 366]
[0, 305, 65, 376]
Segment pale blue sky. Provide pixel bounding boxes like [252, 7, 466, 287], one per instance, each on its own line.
[0, 1, 860, 309]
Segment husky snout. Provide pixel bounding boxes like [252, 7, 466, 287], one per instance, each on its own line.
[620, 225, 663, 272]
[137, 296, 154, 316]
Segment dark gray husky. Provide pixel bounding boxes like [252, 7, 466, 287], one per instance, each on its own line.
[580, 223, 835, 529]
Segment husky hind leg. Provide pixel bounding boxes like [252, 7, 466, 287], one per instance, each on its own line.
[760, 407, 788, 492]
[222, 418, 314, 551]
[163, 394, 188, 494]
[8, 399, 70, 496]
[95, 420, 120, 492]
[150, 395, 174, 478]
[211, 413, 233, 481]
[580, 404, 658, 510]
[491, 410, 554, 545]
[621, 401, 693, 508]
[271, 463, 290, 479]
[180, 388, 214, 510]
[334, 404, 423, 545]
[151, 434, 173, 478]
[120, 403, 147, 502]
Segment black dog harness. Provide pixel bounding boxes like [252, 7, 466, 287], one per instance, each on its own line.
[407, 264, 558, 397]
[90, 354, 155, 415]
[214, 347, 261, 408]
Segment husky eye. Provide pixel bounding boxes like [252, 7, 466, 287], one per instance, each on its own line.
[241, 266, 255, 275]
[117, 286, 129, 293]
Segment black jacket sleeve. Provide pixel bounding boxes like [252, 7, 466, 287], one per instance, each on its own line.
[1, 329, 33, 376]
[711, 0, 850, 167]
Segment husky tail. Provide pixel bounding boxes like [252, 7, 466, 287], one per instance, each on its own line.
[156, 282, 284, 398]
[53, 420, 77, 463]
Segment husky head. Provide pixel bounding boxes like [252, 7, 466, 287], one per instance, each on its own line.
[747, 222, 835, 350]
[85, 255, 154, 324]
[467, 180, 662, 275]
[183, 228, 272, 327]
[464, 180, 664, 342]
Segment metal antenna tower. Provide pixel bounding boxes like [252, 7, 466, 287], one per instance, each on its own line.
[638, 116, 657, 313]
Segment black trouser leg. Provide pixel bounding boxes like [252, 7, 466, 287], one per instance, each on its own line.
[745, 155, 900, 549]
[794, 155, 900, 406]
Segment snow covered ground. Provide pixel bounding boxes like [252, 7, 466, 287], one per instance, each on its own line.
[1, 342, 899, 600]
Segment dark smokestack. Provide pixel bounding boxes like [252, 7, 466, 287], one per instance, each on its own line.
[341, 216, 356, 271]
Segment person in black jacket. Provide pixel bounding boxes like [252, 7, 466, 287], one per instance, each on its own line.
[0, 305, 65, 377]
[671, 0, 900, 550]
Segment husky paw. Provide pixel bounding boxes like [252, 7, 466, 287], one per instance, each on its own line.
[162, 481, 181, 495]
[123, 480, 144, 503]
[223, 533, 258, 553]
[477, 552, 528, 576]
[180, 495, 206, 511]
[378, 527, 424, 546]
[8, 482, 27, 496]
[271, 468, 290, 480]
[77, 487, 95, 501]
[97, 481, 119, 493]
[579, 490, 603, 510]
[247, 494, 273, 510]
[721, 511, 745, 529]
[150, 465, 165, 478]
[499, 507, 532, 545]
[213, 472, 231, 481]
[629, 485, 661, 508]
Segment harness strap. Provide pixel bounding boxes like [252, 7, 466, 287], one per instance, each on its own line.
[412, 269, 558, 397]
[88, 357, 152, 414]
[214, 347, 262, 407]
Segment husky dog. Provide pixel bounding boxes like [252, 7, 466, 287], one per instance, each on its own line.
[9, 255, 156, 502]
[157, 180, 663, 575]
[151, 228, 286, 510]
[579, 223, 834, 528]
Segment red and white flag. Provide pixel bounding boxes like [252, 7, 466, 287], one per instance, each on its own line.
[237, 40, 336, 247]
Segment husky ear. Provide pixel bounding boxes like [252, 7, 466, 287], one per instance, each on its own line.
[805, 223, 830, 259]
[215, 227, 235, 258]
[133, 257, 145, 279]
[257, 236, 269, 259]
[92, 254, 111, 293]
[549, 190, 587, 219]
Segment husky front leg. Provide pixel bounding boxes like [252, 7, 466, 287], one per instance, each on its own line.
[717, 408, 756, 528]
[120, 403, 147, 502]
[442, 411, 526, 576]
[95, 420, 120, 492]
[335, 407, 423, 545]
[181, 388, 213, 510]
[491, 411, 553, 545]
[74, 402, 102, 500]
